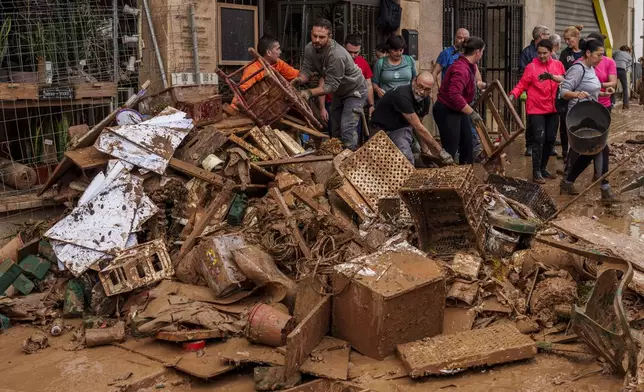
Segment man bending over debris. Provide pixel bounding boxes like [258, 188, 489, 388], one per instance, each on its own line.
[231, 35, 299, 109]
[291, 18, 368, 151]
[370, 72, 454, 166]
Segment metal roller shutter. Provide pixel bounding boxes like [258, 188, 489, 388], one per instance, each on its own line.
[555, 0, 601, 42]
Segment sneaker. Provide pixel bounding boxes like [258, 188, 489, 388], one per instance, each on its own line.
[560, 180, 580, 195]
[542, 170, 558, 179]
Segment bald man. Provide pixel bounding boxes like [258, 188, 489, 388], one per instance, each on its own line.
[371, 72, 453, 165]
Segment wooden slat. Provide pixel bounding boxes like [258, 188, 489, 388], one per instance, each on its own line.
[270, 187, 311, 259]
[486, 98, 510, 141]
[275, 129, 305, 155]
[64, 146, 110, 169]
[0, 190, 60, 213]
[279, 118, 329, 139]
[169, 158, 228, 188]
[285, 296, 331, 375]
[228, 134, 270, 161]
[249, 127, 282, 160]
[254, 155, 334, 167]
[0, 83, 38, 100]
[262, 126, 290, 158]
[74, 82, 118, 99]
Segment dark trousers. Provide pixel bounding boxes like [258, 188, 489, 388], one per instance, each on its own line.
[617, 68, 629, 105]
[433, 101, 473, 164]
[525, 122, 534, 150]
[528, 113, 558, 173]
[558, 110, 569, 160]
[565, 146, 610, 185]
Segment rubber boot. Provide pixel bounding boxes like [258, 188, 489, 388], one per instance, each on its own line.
[541, 169, 558, 179]
[601, 186, 623, 204]
[533, 171, 546, 184]
[560, 180, 580, 195]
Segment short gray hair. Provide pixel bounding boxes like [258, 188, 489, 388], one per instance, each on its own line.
[550, 34, 561, 47]
[532, 25, 549, 40]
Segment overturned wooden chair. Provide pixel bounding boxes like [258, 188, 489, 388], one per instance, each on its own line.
[472, 80, 526, 174]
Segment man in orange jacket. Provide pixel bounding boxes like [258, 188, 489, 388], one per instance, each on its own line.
[232, 35, 299, 110]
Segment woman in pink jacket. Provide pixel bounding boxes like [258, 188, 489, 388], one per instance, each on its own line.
[509, 39, 565, 183]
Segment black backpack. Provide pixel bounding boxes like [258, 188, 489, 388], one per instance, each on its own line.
[377, 0, 401, 32]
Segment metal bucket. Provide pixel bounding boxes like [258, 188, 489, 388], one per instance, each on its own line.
[566, 100, 611, 156]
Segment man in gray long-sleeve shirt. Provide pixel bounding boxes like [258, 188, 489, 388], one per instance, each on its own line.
[291, 18, 367, 150]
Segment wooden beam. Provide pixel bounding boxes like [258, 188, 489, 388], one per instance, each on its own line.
[486, 98, 510, 141]
[254, 155, 334, 167]
[279, 118, 329, 139]
[269, 187, 311, 259]
[228, 134, 270, 161]
[169, 158, 228, 188]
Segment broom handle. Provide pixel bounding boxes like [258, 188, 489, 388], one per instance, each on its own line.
[546, 143, 644, 223]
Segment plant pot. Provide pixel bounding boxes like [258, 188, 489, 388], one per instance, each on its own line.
[246, 303, 294, 347]
[31, 163, 57, 186]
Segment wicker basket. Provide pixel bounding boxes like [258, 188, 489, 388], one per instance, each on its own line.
[216, 48, 322, 130]
[486, 174, 557, 221]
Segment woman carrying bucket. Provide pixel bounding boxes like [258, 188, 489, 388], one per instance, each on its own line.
[558, 38, 619, 202]
[509, 39, 565, 184]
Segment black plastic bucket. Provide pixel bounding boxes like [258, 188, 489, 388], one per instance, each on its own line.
[566, 100, 611, 156]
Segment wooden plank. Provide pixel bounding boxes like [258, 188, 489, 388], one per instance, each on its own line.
[275, 129, 305, 155]
[177, 182, 235, 262]
[486, 98, 510, 141]
[38, 80, 152, 196]
[279, 118, 329, 139]
[169, 157, 228, 188]
[64, 146, 110, 169]
[0, 190, 60, 213]
[250, 162, 275, 179]
[262, 126, 290, 158]
[0, 98, 112, 109]
[285, 296, 331, 375]
[174, 126, 228, 166]
[335, 181, 375, 222]
[228, 134, 270, 161]
[249, 126, 283, 160]
[210, 115, 255, 129]
[255, 155, 334, 167]
[270, 187, 311, 259]
[222, 102, 239, 117]
[0, 83, 39, 100]
[220, 126, 254, 135]
[74, 82, 118, 99]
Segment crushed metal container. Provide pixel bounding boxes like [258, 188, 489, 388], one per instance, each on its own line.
[98, 239, 174, 296]
[332, 247, 446, 360]
[198, 234, 249, 298]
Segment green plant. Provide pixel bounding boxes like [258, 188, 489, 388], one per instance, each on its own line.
[0, 17, 11, 66]
[55, 115, 69, 161]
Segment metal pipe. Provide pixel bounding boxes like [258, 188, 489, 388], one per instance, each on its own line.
[189, 4, 201, 85]
[113, 0, 119, 85]
[143, 0, 168, 89]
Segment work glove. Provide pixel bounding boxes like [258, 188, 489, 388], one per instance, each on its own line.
[299, 89, 312, 100]
[290, 78, 302, 88]
[438, 149, 455, 165]
[538, 72, 554, 81]
[470, 110, 482, 123]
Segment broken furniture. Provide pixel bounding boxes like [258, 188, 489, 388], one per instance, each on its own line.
[98, 240, 174, 296]
[472, 80, 525, 174]
[140, 85, 223, 125]
[399, 166, 483, 256]
[571, 257, 638, 376]
[332, 248, 446, 360]
[217, 48, 322, 130]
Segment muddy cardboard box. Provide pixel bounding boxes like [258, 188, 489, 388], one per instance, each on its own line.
[332, 246, 446, 360]
[198, 234, 249, 298]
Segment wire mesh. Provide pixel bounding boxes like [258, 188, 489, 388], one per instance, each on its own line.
[0, 0, 139, 221]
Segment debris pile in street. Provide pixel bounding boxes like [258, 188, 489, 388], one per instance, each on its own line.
[0, 83, 643, 390]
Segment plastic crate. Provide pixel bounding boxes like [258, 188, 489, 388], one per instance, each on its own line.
[486, 174, 557, 221]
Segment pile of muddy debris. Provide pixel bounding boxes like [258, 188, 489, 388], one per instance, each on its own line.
[1, 85, 644, 391]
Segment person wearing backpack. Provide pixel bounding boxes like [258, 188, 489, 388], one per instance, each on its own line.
[508, 39, 564, 184]
[558, 38, 619, 203]
[372, 35, 416, 96]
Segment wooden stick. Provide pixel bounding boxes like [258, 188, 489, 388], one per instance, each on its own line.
[279, 118, 329, 139]
[254, 155, 334, 167]
[176, 182, 235, 262]
[169, 158, 228, 188]
[269, 187, 311, 259]
[546, 143, 644, 223]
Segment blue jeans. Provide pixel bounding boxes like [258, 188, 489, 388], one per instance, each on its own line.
[330, 81, 368, 150]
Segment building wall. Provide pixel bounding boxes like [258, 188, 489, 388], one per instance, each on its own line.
[523, 0, 556, 46]
[400, 0, 443, 71]
[635, 0, 643, 58]
[604, 0, 632, 49]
